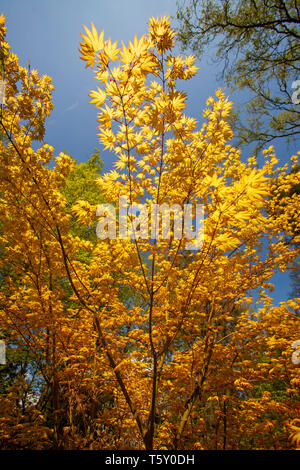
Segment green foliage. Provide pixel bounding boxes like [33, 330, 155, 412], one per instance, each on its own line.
[176, 0, 300, 151]
[62, 148, 105, 245]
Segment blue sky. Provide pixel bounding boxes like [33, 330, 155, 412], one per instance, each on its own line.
[1, 0, 298, 305]
[1, 0, 222, 162]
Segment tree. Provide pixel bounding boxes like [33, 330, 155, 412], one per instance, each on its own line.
[0, 13, 108, 448]
[0, 13, 299, 450]
[76, 15, 299, 449]
[0, 149, 107, 449]
[176, 0, 300, 151]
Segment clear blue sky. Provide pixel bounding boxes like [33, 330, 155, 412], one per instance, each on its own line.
[1, 0, 298, 305]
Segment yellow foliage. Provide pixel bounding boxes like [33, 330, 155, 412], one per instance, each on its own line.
[0, 14, 299, 451]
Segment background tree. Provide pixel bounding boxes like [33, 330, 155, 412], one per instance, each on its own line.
[176, 0, 300, 151]
[62, 149, 104, 239]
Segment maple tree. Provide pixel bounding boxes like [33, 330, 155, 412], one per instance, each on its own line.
[0, 13, 299, 450]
